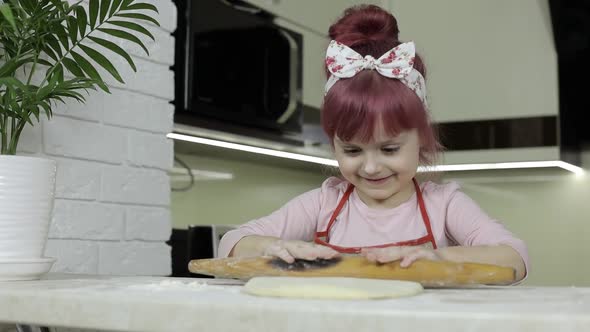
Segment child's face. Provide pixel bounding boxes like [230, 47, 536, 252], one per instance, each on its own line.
[333, 125, 420, 208]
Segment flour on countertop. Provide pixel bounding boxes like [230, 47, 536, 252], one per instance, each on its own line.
[127, 280, 240, 293]
[158, 280, 209, 289]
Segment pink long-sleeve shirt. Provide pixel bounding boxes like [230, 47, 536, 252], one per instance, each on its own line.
[218, 177, 529, 274]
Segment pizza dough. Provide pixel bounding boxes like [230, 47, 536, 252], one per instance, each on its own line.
[243, 277, 424, 300]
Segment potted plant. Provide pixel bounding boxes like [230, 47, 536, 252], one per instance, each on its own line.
[0, 0, 159, 280]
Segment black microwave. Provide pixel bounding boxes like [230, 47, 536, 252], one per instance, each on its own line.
[173, 0, 304, 137]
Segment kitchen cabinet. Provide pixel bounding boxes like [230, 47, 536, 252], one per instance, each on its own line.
[1, 274, 589, 331]
[386, 0, 557, 123]
[243, 0, 386, 109]
[381, 0, 574, 169]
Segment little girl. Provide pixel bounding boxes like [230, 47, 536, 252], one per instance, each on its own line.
[218, 4, 528, 281]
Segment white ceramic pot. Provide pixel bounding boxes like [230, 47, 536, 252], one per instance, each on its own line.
[0, 155, 57, 259]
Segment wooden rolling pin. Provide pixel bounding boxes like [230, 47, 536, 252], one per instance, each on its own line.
[188, 256, 515, 287]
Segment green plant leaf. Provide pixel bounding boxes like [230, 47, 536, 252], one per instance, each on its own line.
[60, 90, 85, 100]
[46, 64, 64, 90]
[114, 13, 159, 26]
[121, 3, 158, 13]
[88, 36, 136, 71]
[0, 40, 18, 58]
[38, 100, 52, 115]
[62, 57, 85, 77]
[45, 35, 63, 58]
[75, 6, 88, 37]
[48, 0, 65, 12]
[70, 50, 109, 92]
[109, 0, 123, 17]
[63, 77, 95, 90]
[100, 0, 111, 23]
[0, 77, 26, 90]
[50, 95, 65, 104]
[49, 64, 63, 87]
[53, 85, 85, 99]
[0, 57, 34, 77]
[60, 81, 88, 95]
[105, 20, 154, 40]
[0, 4, 17, 31]
[78, 44, 124, 83]
[67, 16, 78, 42]
[19, 0, 35, 14]
[54, 91, 85, 102]
[97, 27, 149, 54]
[89, 0, 99, 28]
[55, 63, 65, 83]
[67, 1, 86, 14]
[42, 45, 59, 61]
[24, 116, 35, 127]
[30, 105, 41, 122]
[0, 59, 17, 77]
[37, 59, 54, 67]
[52, 80, 93, 100]
[56, 26, 70, 50]
[9, 99, 21, 117]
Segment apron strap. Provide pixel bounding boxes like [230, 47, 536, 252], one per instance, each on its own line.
[413, 178, 437, 249]
[323, 183, 355, 243]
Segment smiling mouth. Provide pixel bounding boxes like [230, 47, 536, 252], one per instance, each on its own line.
[363, 175, 394, 183]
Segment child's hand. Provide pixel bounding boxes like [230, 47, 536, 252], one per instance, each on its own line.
[360, 246, 443, 268]
[263, 240, 340, 263]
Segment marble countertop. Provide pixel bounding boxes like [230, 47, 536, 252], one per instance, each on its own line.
[0, 274, 589, 332]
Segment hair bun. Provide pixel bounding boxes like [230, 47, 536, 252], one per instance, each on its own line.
[328, 5, 400, 48]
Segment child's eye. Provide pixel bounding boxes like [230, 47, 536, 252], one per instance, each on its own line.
[343, 148, 361, 155]
[382, 147, 400, 154]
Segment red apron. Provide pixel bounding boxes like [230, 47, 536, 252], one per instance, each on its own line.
[314, 178, 438, 253]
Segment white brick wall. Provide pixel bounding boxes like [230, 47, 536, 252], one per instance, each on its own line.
[17, 0, 177, 276]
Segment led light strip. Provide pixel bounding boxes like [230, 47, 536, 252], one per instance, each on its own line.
[168, 133, 339, 166]
[168, 133, 585, 175]
[418, 161, 585, 175]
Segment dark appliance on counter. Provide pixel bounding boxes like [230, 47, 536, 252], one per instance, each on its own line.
[168, 225, 234, 278]
[172, 0, 304, 142]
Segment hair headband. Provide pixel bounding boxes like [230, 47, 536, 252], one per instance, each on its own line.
[324, 40, 427, 106]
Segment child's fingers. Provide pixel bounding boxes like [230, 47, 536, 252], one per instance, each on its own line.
[361, 247, 405, 263]
[360, 248, 379, 262]
[293, 243, 340, 261]
[400, 252, 421, 268]
[284, 242, 318, 261]
[268, 241, 340, 262]
[264, 240, 297, 263]
[400, 248, 441, 268]
[309, 246, 338, 260]
[274, 247, 296, 263]
[375, 248, 405, 263]
[314, 244, 339, 258]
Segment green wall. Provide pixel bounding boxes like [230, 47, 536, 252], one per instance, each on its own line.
[171, 142, 330, 228]
[444, 168, 590, 287]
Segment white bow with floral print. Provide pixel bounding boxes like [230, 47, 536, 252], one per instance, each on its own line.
[324, 40, 428, 107]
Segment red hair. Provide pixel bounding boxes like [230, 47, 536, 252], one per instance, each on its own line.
[321, 5, 441, 164]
